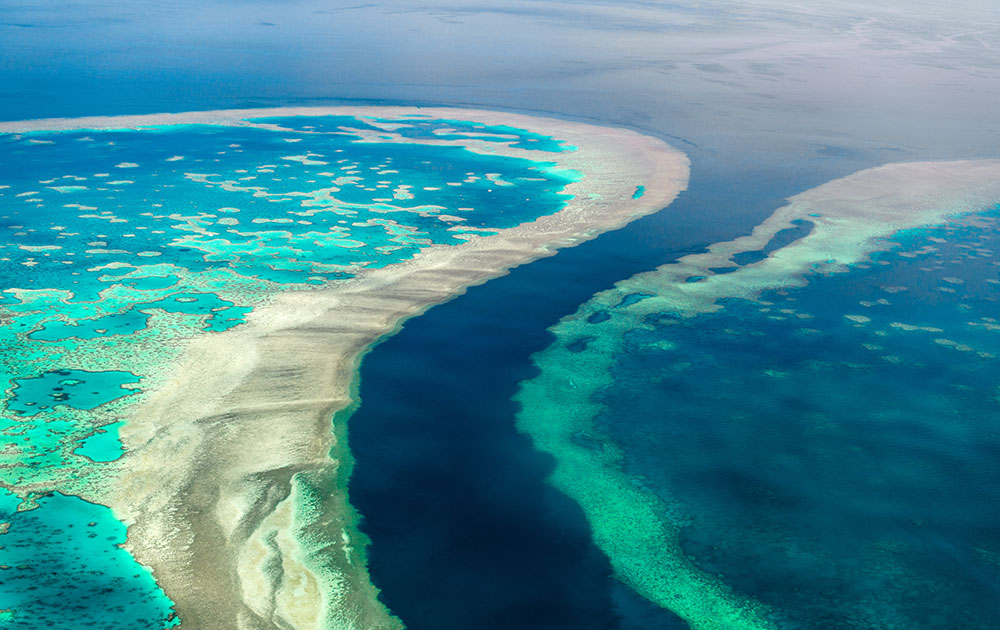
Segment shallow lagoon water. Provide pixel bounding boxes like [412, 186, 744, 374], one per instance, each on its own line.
[7, 369, 140, 416]
[0, 113, 584, 627]
[0, 490, 177, 629]
[73, 421, 125, 462]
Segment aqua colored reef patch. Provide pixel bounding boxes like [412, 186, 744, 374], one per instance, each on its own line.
[6, 369, 140, 416]
[29, 310, 151, 341]
[74, 421, 125, 462]
[137, 292, 251, 332]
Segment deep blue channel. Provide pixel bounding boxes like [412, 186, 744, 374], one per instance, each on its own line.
[346, 150, 859, 628]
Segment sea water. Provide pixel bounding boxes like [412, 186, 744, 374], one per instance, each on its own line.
[513, 202, 1000, 629]
[579, 210, 1000, 628]
[347, 158, 856, 629]
[3, 2, 999, 629]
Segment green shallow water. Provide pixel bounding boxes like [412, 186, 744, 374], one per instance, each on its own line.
[518, 200, 1000, 628]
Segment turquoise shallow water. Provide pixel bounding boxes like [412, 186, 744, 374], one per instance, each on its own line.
[0, 119, 575, 293]
[7, 369, 141, 416]
[577, 210, 1000, 627]
[0, 113, 581, 627]
[74, 421, 125, 462]
[0, 490, 178, 629]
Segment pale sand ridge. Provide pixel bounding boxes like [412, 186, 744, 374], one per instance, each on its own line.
[3, 107, 689, 629]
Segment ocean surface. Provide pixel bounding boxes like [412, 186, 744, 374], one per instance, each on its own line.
[3, 1, 1000, 629]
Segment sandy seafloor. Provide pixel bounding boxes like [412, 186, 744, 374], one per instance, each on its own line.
[0, 107, 688, 628]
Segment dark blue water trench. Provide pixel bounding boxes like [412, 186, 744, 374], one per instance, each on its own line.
[346, 152, 860, 629]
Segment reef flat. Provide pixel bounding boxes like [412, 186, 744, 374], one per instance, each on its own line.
[0, 107, 688, 628]
[515, 160, 1000, 629]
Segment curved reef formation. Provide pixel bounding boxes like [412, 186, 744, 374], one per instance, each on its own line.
[515, 160, 1000, 630]
[0, 107, 688, 628]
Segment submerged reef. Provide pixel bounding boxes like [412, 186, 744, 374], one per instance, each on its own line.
[0, 107, 688, 628]
[516, 160, 1000, 629]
